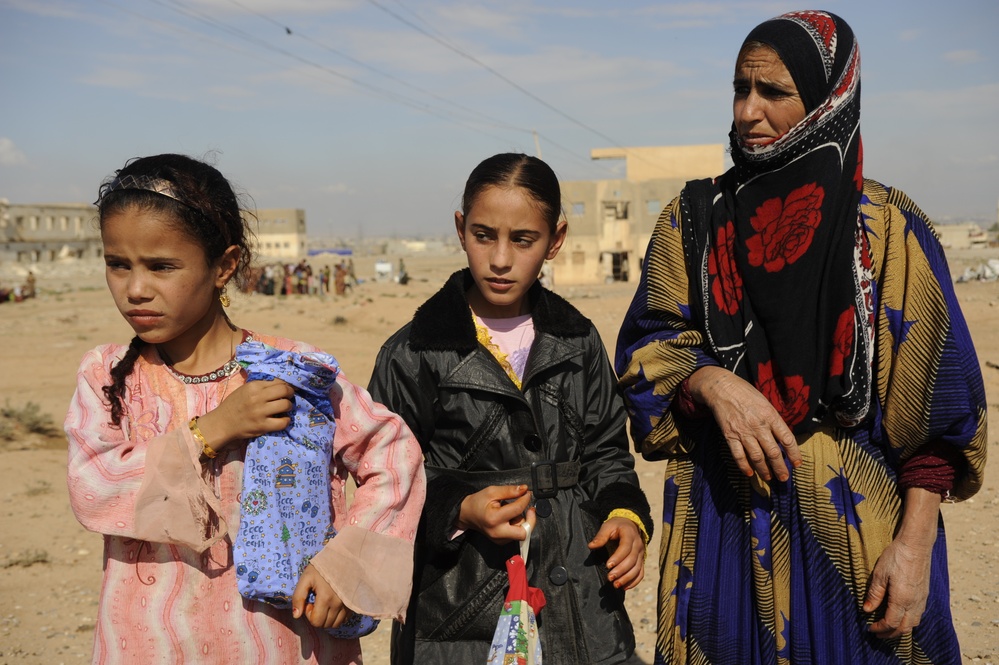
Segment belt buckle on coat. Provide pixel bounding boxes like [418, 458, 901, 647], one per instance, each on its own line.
[530, 460, 559, 499]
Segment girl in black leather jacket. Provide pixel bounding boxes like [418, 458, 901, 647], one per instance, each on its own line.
[369, 153, 652, 665]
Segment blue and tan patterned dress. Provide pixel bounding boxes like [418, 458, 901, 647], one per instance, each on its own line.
[616, 180, 987, 664]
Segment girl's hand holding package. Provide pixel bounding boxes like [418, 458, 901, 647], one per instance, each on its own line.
[196, 379, 294, 451]
[456, 484, 537, 545]
[292, 564, 354, 630]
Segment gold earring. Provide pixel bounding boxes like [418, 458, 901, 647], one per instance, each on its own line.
[219, 285, 231, 308]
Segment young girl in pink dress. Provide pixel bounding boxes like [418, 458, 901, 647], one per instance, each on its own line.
[66, 153, 426, 664]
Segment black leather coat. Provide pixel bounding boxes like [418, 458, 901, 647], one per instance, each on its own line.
[369, 270, 652, 665]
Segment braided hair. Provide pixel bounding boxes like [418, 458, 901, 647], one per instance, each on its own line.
[96, 154, 256, 427]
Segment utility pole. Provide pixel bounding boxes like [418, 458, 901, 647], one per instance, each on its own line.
[533, 130, 542, 160]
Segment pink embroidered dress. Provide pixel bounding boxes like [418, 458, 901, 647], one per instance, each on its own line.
[66, 332, 426, 665]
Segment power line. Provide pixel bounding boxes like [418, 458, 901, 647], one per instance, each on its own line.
[365, 0, 679, 175]
[222, 0, 523, 134]
[365, 0, 628, 151]
[145, 0, 522, 145]
[110, 0, 620, 175]
[212, 0, 619, 174]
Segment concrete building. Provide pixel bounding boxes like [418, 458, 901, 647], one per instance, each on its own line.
[252, 208, 307, 260]
[0, 198, 309, 264]
[0, 199, 101, 263]
[554, 144, 724, 285]
[935, 222, 989, 250]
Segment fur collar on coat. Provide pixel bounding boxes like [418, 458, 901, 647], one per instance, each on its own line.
[408, 269, 592, 353]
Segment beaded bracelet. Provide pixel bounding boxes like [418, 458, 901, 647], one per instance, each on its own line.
[189, 417, 217, 459]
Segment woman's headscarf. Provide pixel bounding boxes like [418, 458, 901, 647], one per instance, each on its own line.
[686, 10, 873, 432]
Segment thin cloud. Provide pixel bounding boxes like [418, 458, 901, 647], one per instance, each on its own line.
[524, 1, 783, 23]
[496, 46, 690, 88]
[2, 0, 88, 20]
[948, 154, 998, 166]
[898, 28, 921, 42]
[944, 50, 982, 65]
[321, 182, 356, 195]
[875, 82, 999, 117]
[80, 67, 148, 89]
[434, 5, 524, 33]
[0, 138, 27, 166]
[206, 84, 257, 99]
[183, 0, 359, 14]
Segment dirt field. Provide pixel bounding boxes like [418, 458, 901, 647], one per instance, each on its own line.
[0, 250, 996, 664]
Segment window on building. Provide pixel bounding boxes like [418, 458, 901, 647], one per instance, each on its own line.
[571, 251, 586, 265]
[602, 201, 629, 220]
[646, 199, 661, 215]
[571, 202, 585, 216]
[60, 216, 68, 231]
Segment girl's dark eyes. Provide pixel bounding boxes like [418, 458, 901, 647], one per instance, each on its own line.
[470, 231, 536, 246]
[105, 261, 177, 271]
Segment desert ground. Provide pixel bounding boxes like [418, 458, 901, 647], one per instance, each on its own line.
[0, 249, 996, 664]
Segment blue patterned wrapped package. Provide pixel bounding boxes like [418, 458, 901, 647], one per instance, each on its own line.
[232, 340, 378, 638]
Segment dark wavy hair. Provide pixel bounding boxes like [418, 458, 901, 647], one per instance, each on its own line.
[461, 153, 563, 233]
[96, 153, 255, 427]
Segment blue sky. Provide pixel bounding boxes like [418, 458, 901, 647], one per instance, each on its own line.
[2, 0, 997, 236]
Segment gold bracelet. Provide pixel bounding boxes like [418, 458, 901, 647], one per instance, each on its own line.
[189, 417, 217, 459]
[607, 509, 651, 547]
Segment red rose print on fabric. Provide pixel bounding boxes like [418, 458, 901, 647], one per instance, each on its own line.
[746, 183, 825, 272]
[708, 220, 743, 315]
[829, 307, 855, 377]
[859, 222, 872, 271]
[854, 138, 864, 192]
[756, 361, 810, 427]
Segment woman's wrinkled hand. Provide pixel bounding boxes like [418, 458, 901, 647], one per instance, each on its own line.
[864, 487, 940, 639]
[456, 484, 537, 545]
[863, 537, 932, 638]
[686, 366, 801, 481]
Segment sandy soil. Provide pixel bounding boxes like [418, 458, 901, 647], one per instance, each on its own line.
[0, 251, 996, 664]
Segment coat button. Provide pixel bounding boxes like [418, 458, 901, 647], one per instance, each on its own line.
[549, 566, 568, 586]
[523, 434, 542, 452]
[534, 498, 552, 518]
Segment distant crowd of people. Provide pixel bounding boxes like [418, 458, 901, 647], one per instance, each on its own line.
[0, 270, 36, 303]
[245, 259, 356, 297]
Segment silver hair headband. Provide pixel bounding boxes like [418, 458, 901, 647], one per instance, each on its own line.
[97, 174, 194, 209]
